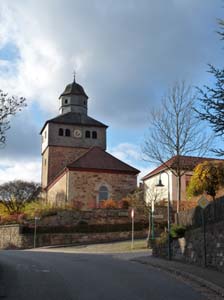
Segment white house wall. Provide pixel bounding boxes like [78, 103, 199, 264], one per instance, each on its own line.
[144, 170, 173, 204]
[144, 170, 194, 205]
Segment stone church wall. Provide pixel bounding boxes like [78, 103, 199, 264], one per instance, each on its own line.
[44, 146, 87, 187]
[47, 172, 67, 204]
[41, 147, 49, 188]
[68, 170, 137, 207]
[48, 123, 106, 150]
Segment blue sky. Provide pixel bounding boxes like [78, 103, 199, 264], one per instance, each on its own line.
[0, 0, 223, 183]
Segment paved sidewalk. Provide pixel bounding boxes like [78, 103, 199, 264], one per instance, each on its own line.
[133, 256, 224, 297]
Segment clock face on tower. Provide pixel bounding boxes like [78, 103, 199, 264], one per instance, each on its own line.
[74, 129, 82, 138]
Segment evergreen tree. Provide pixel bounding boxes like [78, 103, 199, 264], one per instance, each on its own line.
[197, 19, 224, 156]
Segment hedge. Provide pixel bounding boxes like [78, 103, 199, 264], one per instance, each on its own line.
[21, 222, 148, 234]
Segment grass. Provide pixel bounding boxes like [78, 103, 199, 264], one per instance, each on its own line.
[44, 239, 149, 253]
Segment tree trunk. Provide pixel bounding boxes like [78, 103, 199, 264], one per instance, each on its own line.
[176, 175, 181, 224]
[146, 209, 152, 248]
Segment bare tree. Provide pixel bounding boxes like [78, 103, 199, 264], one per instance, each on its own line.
[0, 180, 41, 214]
[144, 185, 163, 246]
[0, 90, 26, 146]
[142, 81, 212, 213]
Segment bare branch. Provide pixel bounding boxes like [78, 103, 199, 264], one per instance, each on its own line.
[142, 81, 213, 211]
[0, 90, 26, 147]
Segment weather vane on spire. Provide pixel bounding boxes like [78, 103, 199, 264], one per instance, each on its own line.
[73, 70, 76, 83]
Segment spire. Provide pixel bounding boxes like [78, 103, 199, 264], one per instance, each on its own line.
[73, 70, 76, 83]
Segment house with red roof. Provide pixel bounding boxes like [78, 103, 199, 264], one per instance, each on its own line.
[142, 155, 223, 207]
[40, 77, 139, 207]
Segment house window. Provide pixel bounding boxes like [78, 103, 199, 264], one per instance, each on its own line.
[59, 128, 64, 136]
[44, 131, 47, 139]
[98, 186, 109, 201]
[85, 130, 90, 138]
[65, 129, 71, 137]
[92, 131, 97, 139]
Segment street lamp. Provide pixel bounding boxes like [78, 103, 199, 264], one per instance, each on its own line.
[156, 171, 171, 260]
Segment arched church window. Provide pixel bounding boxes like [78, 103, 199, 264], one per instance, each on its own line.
[92, 131, 97, 139]
[64, 99, 68, 104]
[98, 186, 109, 201]
[59, 128, 64, 136]
[65, 129, 71, 137]
[85, 130, 90, 138]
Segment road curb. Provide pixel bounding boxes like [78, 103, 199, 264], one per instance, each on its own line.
[133, 258, 224, 298]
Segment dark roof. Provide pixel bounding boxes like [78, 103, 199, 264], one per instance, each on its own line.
[60, 81, 88, 98]
[40, 112, 108, 133]
[142, 155, 224, 180]
[68, 146, 140, 174]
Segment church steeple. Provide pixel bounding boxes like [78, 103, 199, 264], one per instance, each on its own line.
[59, 76, 88, 115]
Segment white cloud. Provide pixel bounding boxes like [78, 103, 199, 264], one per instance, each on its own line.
[0, 0, 221, 124]
[0, 159, 41, 184]
[109, 143, 142, 162]
[108, 142, 152, 182]
[139, 166, 154, 181]
[0, 0, 222, 183]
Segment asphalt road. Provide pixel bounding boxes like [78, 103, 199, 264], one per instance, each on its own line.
[0, 250, 206, 300]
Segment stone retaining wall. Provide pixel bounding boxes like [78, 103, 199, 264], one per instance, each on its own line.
[178, 196, 224, 228]
[27, 209, 146, 227]
[153, 220, 224, 272]
[0, 225, 23, 249]
[0, 224, 147, 249]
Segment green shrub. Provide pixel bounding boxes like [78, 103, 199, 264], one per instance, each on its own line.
[170, 224, 186, 239]
[23, 200, 82, 219]
[156, 231, 169, 245]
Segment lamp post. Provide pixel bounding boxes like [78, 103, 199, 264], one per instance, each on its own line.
[151, 198, 155, 240]
[131, 208, 135, 250]
[156, 171, 171, 260]
[34, 216, 40, 248]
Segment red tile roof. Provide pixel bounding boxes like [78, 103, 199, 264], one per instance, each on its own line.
[142, 155, 224, 181]
[67, 146, 140, 174]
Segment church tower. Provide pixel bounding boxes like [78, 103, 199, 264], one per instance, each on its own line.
[59, 75, 88, 115]
[40, 76, 108, 188]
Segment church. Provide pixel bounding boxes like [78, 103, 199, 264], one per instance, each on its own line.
[40, 76, 139, 208]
